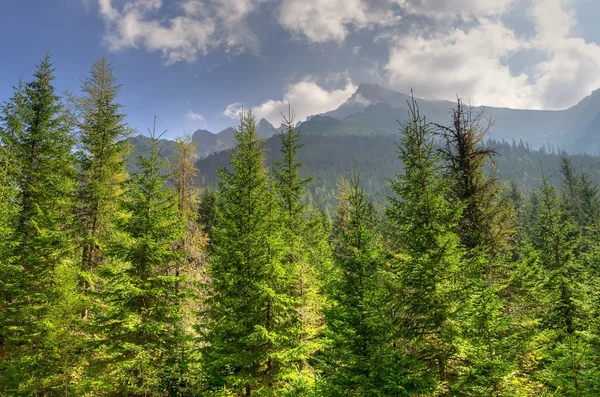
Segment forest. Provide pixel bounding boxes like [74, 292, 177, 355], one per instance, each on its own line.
[1, 55, 600, 397]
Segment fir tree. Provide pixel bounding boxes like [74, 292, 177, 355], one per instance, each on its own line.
[90, 119, 187, 395]
[0, 55, 79, 395]
[71, 56, 131, 319]
[321, 173, 409, 396]
[273, 107, 328, 388]
[386, 97, 465, 395]
[203, 111, 301, 396]
[532, 176, 596, 394]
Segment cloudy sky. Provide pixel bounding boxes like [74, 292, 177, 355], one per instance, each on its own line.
[1, 0, 600, 137]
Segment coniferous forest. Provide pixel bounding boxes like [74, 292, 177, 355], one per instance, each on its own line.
[3, 56, 600, 397]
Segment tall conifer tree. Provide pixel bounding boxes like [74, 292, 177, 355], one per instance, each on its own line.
[0, 55, 79, 395]
[72, 56, 131, 318]
[386, 98, 464, 396]
[90, 120, 186, 395]
[321, 173, 409, 396]
[273, 107, 328, 388]
[203, 111, 301, 396]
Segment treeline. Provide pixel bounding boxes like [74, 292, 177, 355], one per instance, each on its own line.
[2, 56, 600, 396]
[195, 133, 600, 216]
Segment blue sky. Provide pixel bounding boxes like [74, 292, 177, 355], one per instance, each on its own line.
[2, 0, 600, 138]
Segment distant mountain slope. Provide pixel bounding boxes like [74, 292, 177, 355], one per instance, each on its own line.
[196, 133, 600, 213]
[127, 83, 600, 189]
[126, 118, 279, 167]
[300, 83, 600, 152]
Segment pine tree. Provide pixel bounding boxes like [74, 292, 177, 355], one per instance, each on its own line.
[385, 98, 465, 395]
[90, 119, 186, 395]
[203, 111, 301, 396]
[0, 55, 79, 395]
[72, 56, 131, 319]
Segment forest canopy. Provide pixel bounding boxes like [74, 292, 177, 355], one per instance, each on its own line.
[1, 55, 600, 396]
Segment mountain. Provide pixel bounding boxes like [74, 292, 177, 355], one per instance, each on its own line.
[299, 83, 600, 153]
[126, 118, 278, 165]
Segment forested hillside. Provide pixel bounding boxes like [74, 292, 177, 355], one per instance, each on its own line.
[196, 134, 600, 215]
[3, 56, 600, 396]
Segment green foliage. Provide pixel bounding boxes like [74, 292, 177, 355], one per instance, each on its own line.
[2, 55, 600, 397]
[320, 173, 413, 396]
[72, 56, 131, 300]
[385, 99, 465, 395]
[88, 122, 188, 395]
[0, 55, 79, 395]
[202, 111, 302, 396]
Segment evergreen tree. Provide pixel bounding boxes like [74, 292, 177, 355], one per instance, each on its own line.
[436, 99, 518, 395]
[0, 55, 79, 395]
[386, 98, 465, 396]
[0, 80, 23, 372]
[198, 187, 219, 243]
[321, 174, 409, 396]
[90, 119, 187, 395]
[531, 177, 596, 394]
[72, 56, 131, 319]
[170, 134, 206, 393]
[273, 107, 328, 389]
[203, 111, 301, 396]
[435, 98, 512, 253]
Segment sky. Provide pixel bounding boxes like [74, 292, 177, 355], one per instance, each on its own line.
[1, 0, 600, 138]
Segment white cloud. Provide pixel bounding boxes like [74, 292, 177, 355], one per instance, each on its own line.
[185, 110, 205, 121]
[524, 0, 600, 109]
[95, 0, 259, 64]
[277, 0, 398, 43]
[385, 20, 537, 108]
[384, 0, 600, 110]
[222, 102, 244, 119]
[396, 0, 516, 19]
[222, 78, 357, 125]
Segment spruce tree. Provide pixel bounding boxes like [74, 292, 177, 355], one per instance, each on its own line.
[435, 98, 512, 253]
[203, 111, 301, 396]
[0, 55, 79, 395]
[321, 173, 408, 396]
[532, 177, 596, 394]
[72, 56, 131, 319]
[0, 80, 23, 370]
[385, 98, 465, 395]
[170, 134, 206, 392]
[273, 107, 328, 389]
[90, 120, 186, 395]
[436, 99, 518, 395]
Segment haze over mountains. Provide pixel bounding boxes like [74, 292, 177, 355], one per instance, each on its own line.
[128, 83, 600, 163]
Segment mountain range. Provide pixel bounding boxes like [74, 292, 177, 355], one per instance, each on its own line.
[127, 83, 600, 163]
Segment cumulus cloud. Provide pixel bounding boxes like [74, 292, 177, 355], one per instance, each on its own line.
[222, 78, 357, 125]
[185, 110, 205, 121]
[385, 20, 538, 108]
[222, 102, 244, 119]
[95, 0, 259, 64]
[92, 0, 600, 111]
[396, 0, 516, 19]
[277, 0, 399, 43]
[384, 0, 600, 110]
